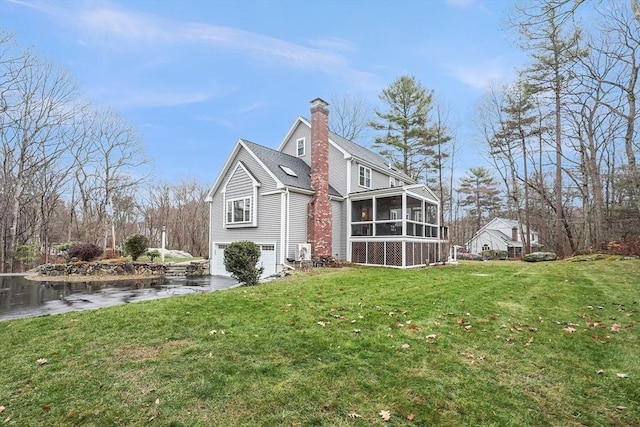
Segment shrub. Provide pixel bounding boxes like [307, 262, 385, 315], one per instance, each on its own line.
[479, 249, 508, 260]
[223, 241, 264, 286]
[124, 235, 150, 261]
[146, 249, 161, 262]
[68, 243, 104, 262]
[523, 252, 558, 262]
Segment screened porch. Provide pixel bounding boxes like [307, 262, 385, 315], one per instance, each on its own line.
[348, 186, 447, 268]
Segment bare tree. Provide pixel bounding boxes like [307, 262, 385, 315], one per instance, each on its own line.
[0, 40, 78, 270]
[329, 93, 372, 142]
[513, 0, 587, 256]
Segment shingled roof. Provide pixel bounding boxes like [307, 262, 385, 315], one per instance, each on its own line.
[242, 140, 342, 197]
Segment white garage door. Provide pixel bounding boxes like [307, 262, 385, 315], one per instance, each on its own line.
[213, 243, 276, 279]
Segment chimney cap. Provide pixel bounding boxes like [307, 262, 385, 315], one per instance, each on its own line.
[310, 97, 329, 108]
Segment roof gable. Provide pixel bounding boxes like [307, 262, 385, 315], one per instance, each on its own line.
[242, 140, 341, 197]
[278, 116, 415, 183]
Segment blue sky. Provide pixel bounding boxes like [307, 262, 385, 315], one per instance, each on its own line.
[1, 0, 525, 185]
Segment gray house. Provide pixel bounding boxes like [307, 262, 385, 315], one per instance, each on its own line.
[466, 217, 541, 258]
[205, 98, 447, 277]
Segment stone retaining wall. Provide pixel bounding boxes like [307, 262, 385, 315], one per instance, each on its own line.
[37, 261, 166, 277]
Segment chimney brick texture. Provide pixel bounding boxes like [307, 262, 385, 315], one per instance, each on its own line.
[307, 98, 333, 258]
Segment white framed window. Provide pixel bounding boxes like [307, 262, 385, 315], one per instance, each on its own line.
[226, 197, 252, 224]
[389, 177, 396, 187]
[482, 244, 490, 251]
[296, 138, 305, 157]
[359, 165, 371, 188]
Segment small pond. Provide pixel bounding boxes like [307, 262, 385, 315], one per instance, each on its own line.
[0, 274, 239, 321]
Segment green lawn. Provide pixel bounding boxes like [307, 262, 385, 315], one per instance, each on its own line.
[1, 260, 638, 426]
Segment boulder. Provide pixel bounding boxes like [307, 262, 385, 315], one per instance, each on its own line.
[523, 252, 557, 262]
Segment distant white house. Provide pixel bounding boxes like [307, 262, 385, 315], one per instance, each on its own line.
[466, 217, 541, 258]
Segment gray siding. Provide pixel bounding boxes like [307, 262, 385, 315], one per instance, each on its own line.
[280, 123, 311, 165]
[233, 148, 278, 193]
[287, 191, 310, 259]
[331, 200, 346, 260]
[210, 145, 283, 265]
[351, 162, 395, 192]
[328, 144, 348, 196]
[225, 165, 254, 200]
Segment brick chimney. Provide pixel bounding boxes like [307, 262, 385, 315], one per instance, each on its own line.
[307, 98, 332, 258]
[512, 227, 518, 242]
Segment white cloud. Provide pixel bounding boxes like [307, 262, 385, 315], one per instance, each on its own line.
[446, 56, 516, 91]
[92, 87, 211, 109]
[31, 1, 381, 87]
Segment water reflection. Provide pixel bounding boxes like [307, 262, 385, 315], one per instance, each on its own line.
[0, 275, 239, 321]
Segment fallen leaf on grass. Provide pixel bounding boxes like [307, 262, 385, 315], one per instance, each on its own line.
[456, 317, 464, 324]
[611, 323, 621, 332]
[348, 411, 360, 419]
[401, 343, 410, 349]
[379, 410, 391, 421]
[617, 373, 628, 378]
[425, 334, 437, 340]
[596, 369, 604, 374]
[36, 358, 47, 365]
[0, 406, 5, 413]
[408, 324, 419, 331]
[155, 398, 160, 405]
[317, 321, 328, 327]
[407, 413, 415, 420]
[616, 406, 627, 410]
[563, 327, 576, 333]
[464, 325, 472, 330]
[525, 336, 534, 346]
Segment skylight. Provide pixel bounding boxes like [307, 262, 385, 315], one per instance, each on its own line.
[279, 165, 297, 177]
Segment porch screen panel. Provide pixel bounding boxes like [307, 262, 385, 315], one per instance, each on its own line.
[386, 242, 402, 266]
[352, 242, 366, 263]
[406, 242, 414, 266]
[368, 242, 384, 265]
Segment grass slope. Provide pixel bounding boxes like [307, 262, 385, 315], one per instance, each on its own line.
[0, 260, 638, 426]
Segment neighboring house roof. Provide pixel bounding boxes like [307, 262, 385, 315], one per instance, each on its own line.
[478, 229, 522, 247]
[466, 217, 538, 248]
[241, 140, 341, 197]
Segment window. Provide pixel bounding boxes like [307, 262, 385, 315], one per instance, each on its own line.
[389, 177, 396, 187]
[296, 138, 305, 157]
[359, 165, 371, 188]
[482, 244, 490, 251]
[226, 197, 252, 224]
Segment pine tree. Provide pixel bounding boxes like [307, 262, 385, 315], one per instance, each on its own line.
[370, 75, 434, 181]
[458, 167, 502, 232]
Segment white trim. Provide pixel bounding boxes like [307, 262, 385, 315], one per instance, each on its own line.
[280, 191, 287, 269]
[358, 164, 371, 189]
[222, 161, 261, 194]
[296, 137, 305, 157]
[205, 139, 244, 202]
[346, 159, 352, 194]
[224, 196, 254, 227]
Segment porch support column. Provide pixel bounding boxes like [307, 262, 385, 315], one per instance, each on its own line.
[402, 192, 407, 267]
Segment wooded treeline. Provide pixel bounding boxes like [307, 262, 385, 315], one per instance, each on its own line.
[3, 0, 640, 272]
[0, 33, 209, 272]
[348, 1, 640, 258]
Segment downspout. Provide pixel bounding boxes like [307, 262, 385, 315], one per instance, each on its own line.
[286, 188, 290, 265]
[280, 189, 287, 272]
[208, 201, 214, 275]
